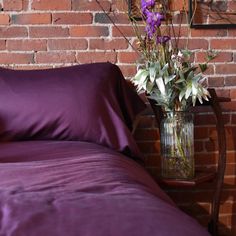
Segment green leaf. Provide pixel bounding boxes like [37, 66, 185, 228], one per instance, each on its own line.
[179, 89, 186, 101]
[164, 74, 176, 84]
[199, 63, 207, 72]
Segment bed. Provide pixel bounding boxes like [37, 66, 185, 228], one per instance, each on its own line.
[0, 62, 210, 236]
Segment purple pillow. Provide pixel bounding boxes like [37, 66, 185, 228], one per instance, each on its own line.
[0, 63, 146, 159]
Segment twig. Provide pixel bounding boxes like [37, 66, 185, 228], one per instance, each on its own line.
[95, 0, 140, 55]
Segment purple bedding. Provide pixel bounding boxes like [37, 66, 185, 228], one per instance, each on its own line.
[0, 141, 210, 236]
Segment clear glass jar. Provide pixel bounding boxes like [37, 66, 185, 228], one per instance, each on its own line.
[160, 111, 194, 179]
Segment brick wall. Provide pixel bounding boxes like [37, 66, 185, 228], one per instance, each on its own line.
[0, 0, 235, 235]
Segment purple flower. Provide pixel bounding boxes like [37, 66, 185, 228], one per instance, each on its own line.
[141, 0, 155, 9]
[156, 36, 171, 44]
[141, 0, 155, 16]
[145, 12, 164, 38]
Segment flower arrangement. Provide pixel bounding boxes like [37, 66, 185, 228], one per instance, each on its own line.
[96, 0, 217, 179]
[129, 0, 218, 179]
[131, 0, 216, 112]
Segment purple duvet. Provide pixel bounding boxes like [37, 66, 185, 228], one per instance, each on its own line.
[0, 141, 210, 236]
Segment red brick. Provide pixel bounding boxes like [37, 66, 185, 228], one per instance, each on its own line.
[0, 14, 10, 25]
[13, 65, 52, 70]
[95, 12, 129, 24]
[118, 52, 139, 64]
[159, 26, 189, 41]
[135, 116, 154, 129]
[0, 53, 33, 64]
[191, 29, 227, 37]
[72, 0, 111, 11]
[48, 39, 88, 50]
[225, 163, 236, 176]
[225, 76, 236, 86]
[35, 52, 76, 64]
[211, 39, 236, 49]
[12, 13, 51, 25]
[228, 28, 236, 37]
[178, 38, 209, 50]
[70, 26, 109, 37]
[194, 140, 205, 152]
[76, 52, 117, 64]
[195, 51, 233, 63]
[0, 40, 6, 50]
[195, 153, 218, 166]
[111, 0, 128, 12]
[0, 26, 27, 38]
[137, 141, 156, 154]
[112, 25, 139, 37]
[134, 129, 159, 141]
[52, 13, 92, 25]
[215, 88, 231, 99]
[169, 0, 187, 11]
[208, 76, 225, 87]
[229, 1, 236, 10]
[230, 89, 236, 100]
[119, 65, 136, 77]
[3, 0, 23, 11]
[29, 26, 69, 38]
[145, 154, 161, 167]
[7, 39, 47, 51]
[226, 151, 236, 164]
[90, 38, 128, 50]
[220, 101, 236, 112]
[32, 0, 71, 10]
[22, 0, 29, 10]
[232, 114, 236, 124]
[216, 64, 236, 74]
[194, 127, 209, 139]
[194, 113, 216, 126]
[172, 12, 188, 24]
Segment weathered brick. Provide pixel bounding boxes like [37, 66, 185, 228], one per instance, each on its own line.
[191, 29, 227, 37]
[77, 51, 117, 64]
[35, 52, 76, 64]
[208, 76, 225, 87]
[22, 0, 29, 10]
[169, 0, 187, 11]
[7, 39, 47, 51]
[225, 76, 236, 86]
[221, 101, 236, 112]
[32, 0, 71, 10]
[48, 39, 88, 50]
[0, 52, 34, 64]
[94, 13, 129, 24]
[178, 38, 209, 50]
[12, 13, 51, 25]
[0, 26, 28, 38]
[70, 26, 109, 37]
[29, 26, 69, 38]
[216, 64, 236, 74]
[118, 51, 139, 64]
[0, 14, 10, 25]
[89, 38, 128, 50]
[3, 0, 22, 11]
[72, 0, 111, 11]
[0, 40, 6, 50]
[195, 51, 233, 63]
[211, 39, 236, 49]
[112, 25, 143, 37]
[52, 13, 92, 25]
[230, 89, 236, 100]
[134, 129, 159, 141]
[118, 65, 136, 77]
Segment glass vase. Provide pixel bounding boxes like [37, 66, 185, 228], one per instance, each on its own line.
[160, 111, 194, 179]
